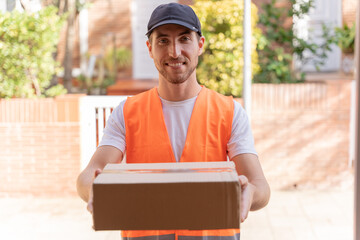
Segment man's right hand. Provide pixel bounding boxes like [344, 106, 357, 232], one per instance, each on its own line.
[76, 146, 124, 214]
[87, 169, 102, 214]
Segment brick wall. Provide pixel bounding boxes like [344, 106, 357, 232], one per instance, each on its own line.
[0, 95, 83, 197]
[87, 0, 132, 55]
[57, 0, 132, 69]
[251, 80, 353, 190]
[57, 14, 80, 68]
[343, 0, 357, 25]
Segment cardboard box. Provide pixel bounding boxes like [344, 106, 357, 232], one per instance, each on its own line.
[93, 161, 240, 231]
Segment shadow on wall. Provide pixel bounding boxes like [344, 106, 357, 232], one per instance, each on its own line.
[250, 80, 353, 190]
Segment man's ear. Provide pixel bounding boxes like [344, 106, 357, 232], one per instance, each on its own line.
[198, 36, 205, 56]
[146, 40, 153, 59]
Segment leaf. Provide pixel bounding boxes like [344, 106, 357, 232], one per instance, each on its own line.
[0, 6, 65, 98]
[193, 0, 260, 97]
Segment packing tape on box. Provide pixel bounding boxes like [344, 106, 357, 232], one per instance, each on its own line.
[102, 167, 235, 174]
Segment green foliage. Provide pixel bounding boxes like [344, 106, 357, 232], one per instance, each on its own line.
[193, 0, 260, 97]
[0, 6, 66, 98]
[334, 23, 356, 54]
[103, 47, 132, 81]
[254, 0, 334, 83]
[44, 84, 68, 97]
[77, 47, 132, 94]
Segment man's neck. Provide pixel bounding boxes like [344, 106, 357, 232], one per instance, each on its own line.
[157, 77, 202, 102]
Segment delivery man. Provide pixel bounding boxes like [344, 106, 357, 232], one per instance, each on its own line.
[77, 3, 270, 240]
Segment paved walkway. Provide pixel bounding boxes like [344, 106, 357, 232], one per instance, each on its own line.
[0, 190, 353, 240]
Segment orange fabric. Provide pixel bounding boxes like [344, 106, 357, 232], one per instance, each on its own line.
[122, 230, 175, 238]
[177, 229, 240, 236]
[123, 87, 234, 163]
[124, 87, 176, 163]
[122, 87, 237, 238]
[122, 229, 240, 238]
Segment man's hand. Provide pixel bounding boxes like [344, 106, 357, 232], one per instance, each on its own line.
[232, 153, 270, 223]
[87, 169, 102, 214]
[238, 175, 255, 222]
[77, 146, 124, 212]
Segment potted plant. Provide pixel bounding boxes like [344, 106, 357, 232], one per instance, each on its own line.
[334, 23, 356, 75]
[96, 47, 132, 95]
[77, 47, 132, 95]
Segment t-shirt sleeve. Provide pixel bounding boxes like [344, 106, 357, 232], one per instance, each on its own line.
[227, 100, 258, 159]
[98, 99, 127, 153]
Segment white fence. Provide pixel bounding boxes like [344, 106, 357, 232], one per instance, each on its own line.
[79, 96, 129, 170]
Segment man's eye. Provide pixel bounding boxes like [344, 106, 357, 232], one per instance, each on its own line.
[158, 39, 168, 44]
[181, 36, 191, 41]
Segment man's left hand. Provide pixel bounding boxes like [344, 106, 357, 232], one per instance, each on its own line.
[238, 175, 255, 222]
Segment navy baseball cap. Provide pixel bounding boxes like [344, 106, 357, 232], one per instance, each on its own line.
[146, 3, 202, 37]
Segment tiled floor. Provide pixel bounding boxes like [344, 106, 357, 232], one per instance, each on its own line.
[0, 190, 354, 240]
[241, 191, 353, 240]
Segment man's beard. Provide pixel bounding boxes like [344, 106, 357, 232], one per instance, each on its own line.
[156, 58, 198, 85]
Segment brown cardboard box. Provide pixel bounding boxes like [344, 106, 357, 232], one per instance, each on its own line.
[93, 161, 240, 231]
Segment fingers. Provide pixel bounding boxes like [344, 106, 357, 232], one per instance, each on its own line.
[87, 200, 93, 214]
[238, 175, 252, 222]
[238, 175, 249, 190]
[87, 169, 102, 214]
[240, 185, 250, 222]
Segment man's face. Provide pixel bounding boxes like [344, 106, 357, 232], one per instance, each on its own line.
[146, 24, 205, 85]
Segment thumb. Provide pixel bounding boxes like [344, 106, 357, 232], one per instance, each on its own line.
[87, 199, 93, 214]
[87, 169, 102, 214]
[238, 175, 249, 190]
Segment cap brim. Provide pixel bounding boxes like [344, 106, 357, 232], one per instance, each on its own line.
[146, 19, 199, 36]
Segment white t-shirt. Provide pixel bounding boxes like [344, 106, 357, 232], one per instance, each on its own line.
[99, 96, 257, 162]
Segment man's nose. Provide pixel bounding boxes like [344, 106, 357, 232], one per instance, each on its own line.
[169, 42, 181, 58]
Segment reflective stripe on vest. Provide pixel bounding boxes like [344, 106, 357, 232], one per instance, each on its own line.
[122, 230, 240, 240]
[122, 87, 237, 238]
[178, 233, 240, 240]
[122, 233, 175, 240]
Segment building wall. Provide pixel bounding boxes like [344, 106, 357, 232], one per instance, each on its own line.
[342, 0, 357, 25]
[57, 12, 81, 68]
[87, 0, 132, 56]
[251, 80, 353, 190]
[57, 0, 133, 69]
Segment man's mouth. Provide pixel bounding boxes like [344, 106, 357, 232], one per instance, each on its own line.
[166, 62, 184, 67]
[165, 60, 186, 67]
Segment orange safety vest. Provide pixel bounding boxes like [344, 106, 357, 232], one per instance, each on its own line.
[122, 87, 240, 240]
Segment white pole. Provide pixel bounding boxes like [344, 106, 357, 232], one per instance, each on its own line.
[350, 79, 356, 168]
[243, 0, 252, 122]
[79, 0, 89, 75]
[354, 1, 360, 239]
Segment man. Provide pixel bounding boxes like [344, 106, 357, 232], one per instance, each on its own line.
[77, 3, 270, 240]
